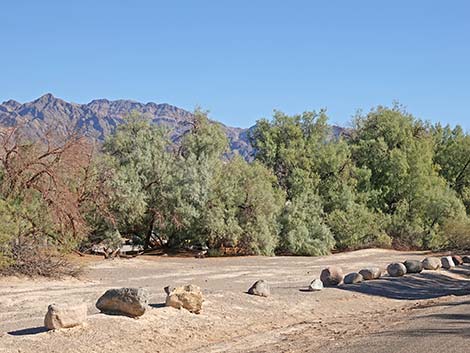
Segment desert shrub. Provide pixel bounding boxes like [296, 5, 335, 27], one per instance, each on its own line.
[438, 218, 470, 251]
[327, 204, 391, 250]
[0, 126, 101, 276]
[0, 239, 82, 278]
[0, 199, 17, 268]
[204, 157, 285, 255]
[279, 191, 335, 256]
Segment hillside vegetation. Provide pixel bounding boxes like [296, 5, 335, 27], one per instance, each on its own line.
[1, 103, 470, 275]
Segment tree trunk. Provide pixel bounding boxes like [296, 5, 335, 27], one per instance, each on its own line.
[144, 216, 155, 250]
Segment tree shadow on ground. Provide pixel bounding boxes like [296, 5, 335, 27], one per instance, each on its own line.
[339, 268, 470, 300]
[379, 299, 470, 339]
[8, 326, 48, 336]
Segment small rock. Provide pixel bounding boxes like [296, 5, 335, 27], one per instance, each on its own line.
[96, 288, 148, 317]
[387, 262, 407, 277]
[308, 279, 324, 291]
[463, 256, 470, 263]
[422, 257, 441, 270]
[452, 255, 463, 265]
[359, 267, 382, 280]
[166, 284, 204, 313]
[343, 272, 363, 284]
[320, 266, 344, 286]
[247, 280, 270, 297]
[441, 256, 455, 269]
[403, 260, 423, 273]
[44, 303, 87, 330]
[195, 251, 207, 259]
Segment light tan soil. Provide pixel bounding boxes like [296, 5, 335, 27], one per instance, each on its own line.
[1, 249, 470, 353]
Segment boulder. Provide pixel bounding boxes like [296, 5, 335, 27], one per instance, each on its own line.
[343, 272, 363, 284]
[403, 260, 423, 273]
[452, 255, 463, 265]
[358, 267, 382, 280]
[308, 279, 324, 291]
[463, 255, 470, 264]
[422, 257, 441, 270]
[320, 266, 344, 286]
[247, 280, 270, 297]
[96, 288, 148, 317]
[441, 256, 455, 269]
[387, 262, 407, 277]
[165, 284, 204, 314]
[44, 303, 87, 330]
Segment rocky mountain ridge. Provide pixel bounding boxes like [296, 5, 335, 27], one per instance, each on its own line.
[0, 94, 345, 159]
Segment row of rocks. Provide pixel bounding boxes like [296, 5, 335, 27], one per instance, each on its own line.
[44, 284, 204, 330]
[302, 254, 470, 290]
[43, 254, 470, 329]
[387, 255, 469, 277]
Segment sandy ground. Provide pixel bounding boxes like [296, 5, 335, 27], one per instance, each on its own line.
[1, 249, 470, 353]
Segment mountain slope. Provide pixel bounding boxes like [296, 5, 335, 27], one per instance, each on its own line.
[0, 93, 253, 159]
[0, 94, 347, 159]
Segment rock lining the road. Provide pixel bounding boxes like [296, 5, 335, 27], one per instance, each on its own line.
[96, 287, 148, 317]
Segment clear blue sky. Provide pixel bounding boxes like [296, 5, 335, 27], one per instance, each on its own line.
[1, 1, 469, 129]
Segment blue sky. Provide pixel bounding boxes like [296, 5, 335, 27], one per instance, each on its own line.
[1, 1, 469, 129]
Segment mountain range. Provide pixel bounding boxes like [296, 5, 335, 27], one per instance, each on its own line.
[0, 94, 345, 159]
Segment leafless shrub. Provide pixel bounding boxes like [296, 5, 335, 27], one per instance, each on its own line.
[0, 239, 82, 278]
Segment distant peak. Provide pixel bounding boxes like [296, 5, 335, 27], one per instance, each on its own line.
[34, 93, 56, 103]
[40, 93, 55, 99]
[2, 99, 21, 108]
[88, 98, 110, 104]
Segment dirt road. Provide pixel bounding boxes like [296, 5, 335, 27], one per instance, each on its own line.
[1, 249, 469, 353]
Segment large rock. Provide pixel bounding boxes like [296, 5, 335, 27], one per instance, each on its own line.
[247, 280, 270, 297]
[441, 256, 455, 269]
[452, 255, 463, 265]
[343, 272, 363, 284]
[387, 262, 407, 277]
[44, 303, 87, 330]
[320, 266, 344, 286]
[403, 260, 423, 273]
[463, 255, 470, 264]
[422, 257, 442, 270]
[308, 279, 324, 291]
[359, 267, 382, 280]
[96, 288, 148, 317]
[165, 284, 204, 314]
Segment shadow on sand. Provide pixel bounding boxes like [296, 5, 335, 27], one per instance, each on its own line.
[378, 297, 470, 339]
[8, 326, 48, 336]
[339, 266, 470, 300]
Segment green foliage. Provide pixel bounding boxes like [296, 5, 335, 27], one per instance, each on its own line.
[327, 204, 391, 250]
[0, 199, 18, 268]
[100, 109, 230, 249]
[279, 191, 335, 256]
[351, 104, 467, 248]
[439, 217, 470, 251]
[6, 101, 470, 270]
[101, 111, 177, 247]
[168, 109, 229, 247]
[251, 110, 366, 255]
[433, 124, 470, 212]
[204, 157, 284, 255]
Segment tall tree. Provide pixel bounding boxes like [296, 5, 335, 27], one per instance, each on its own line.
[203, 157, 285, 255]
[351, 105, 466, 247]
[432, 124, 470, 213]
[102, 111, 176, 249]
